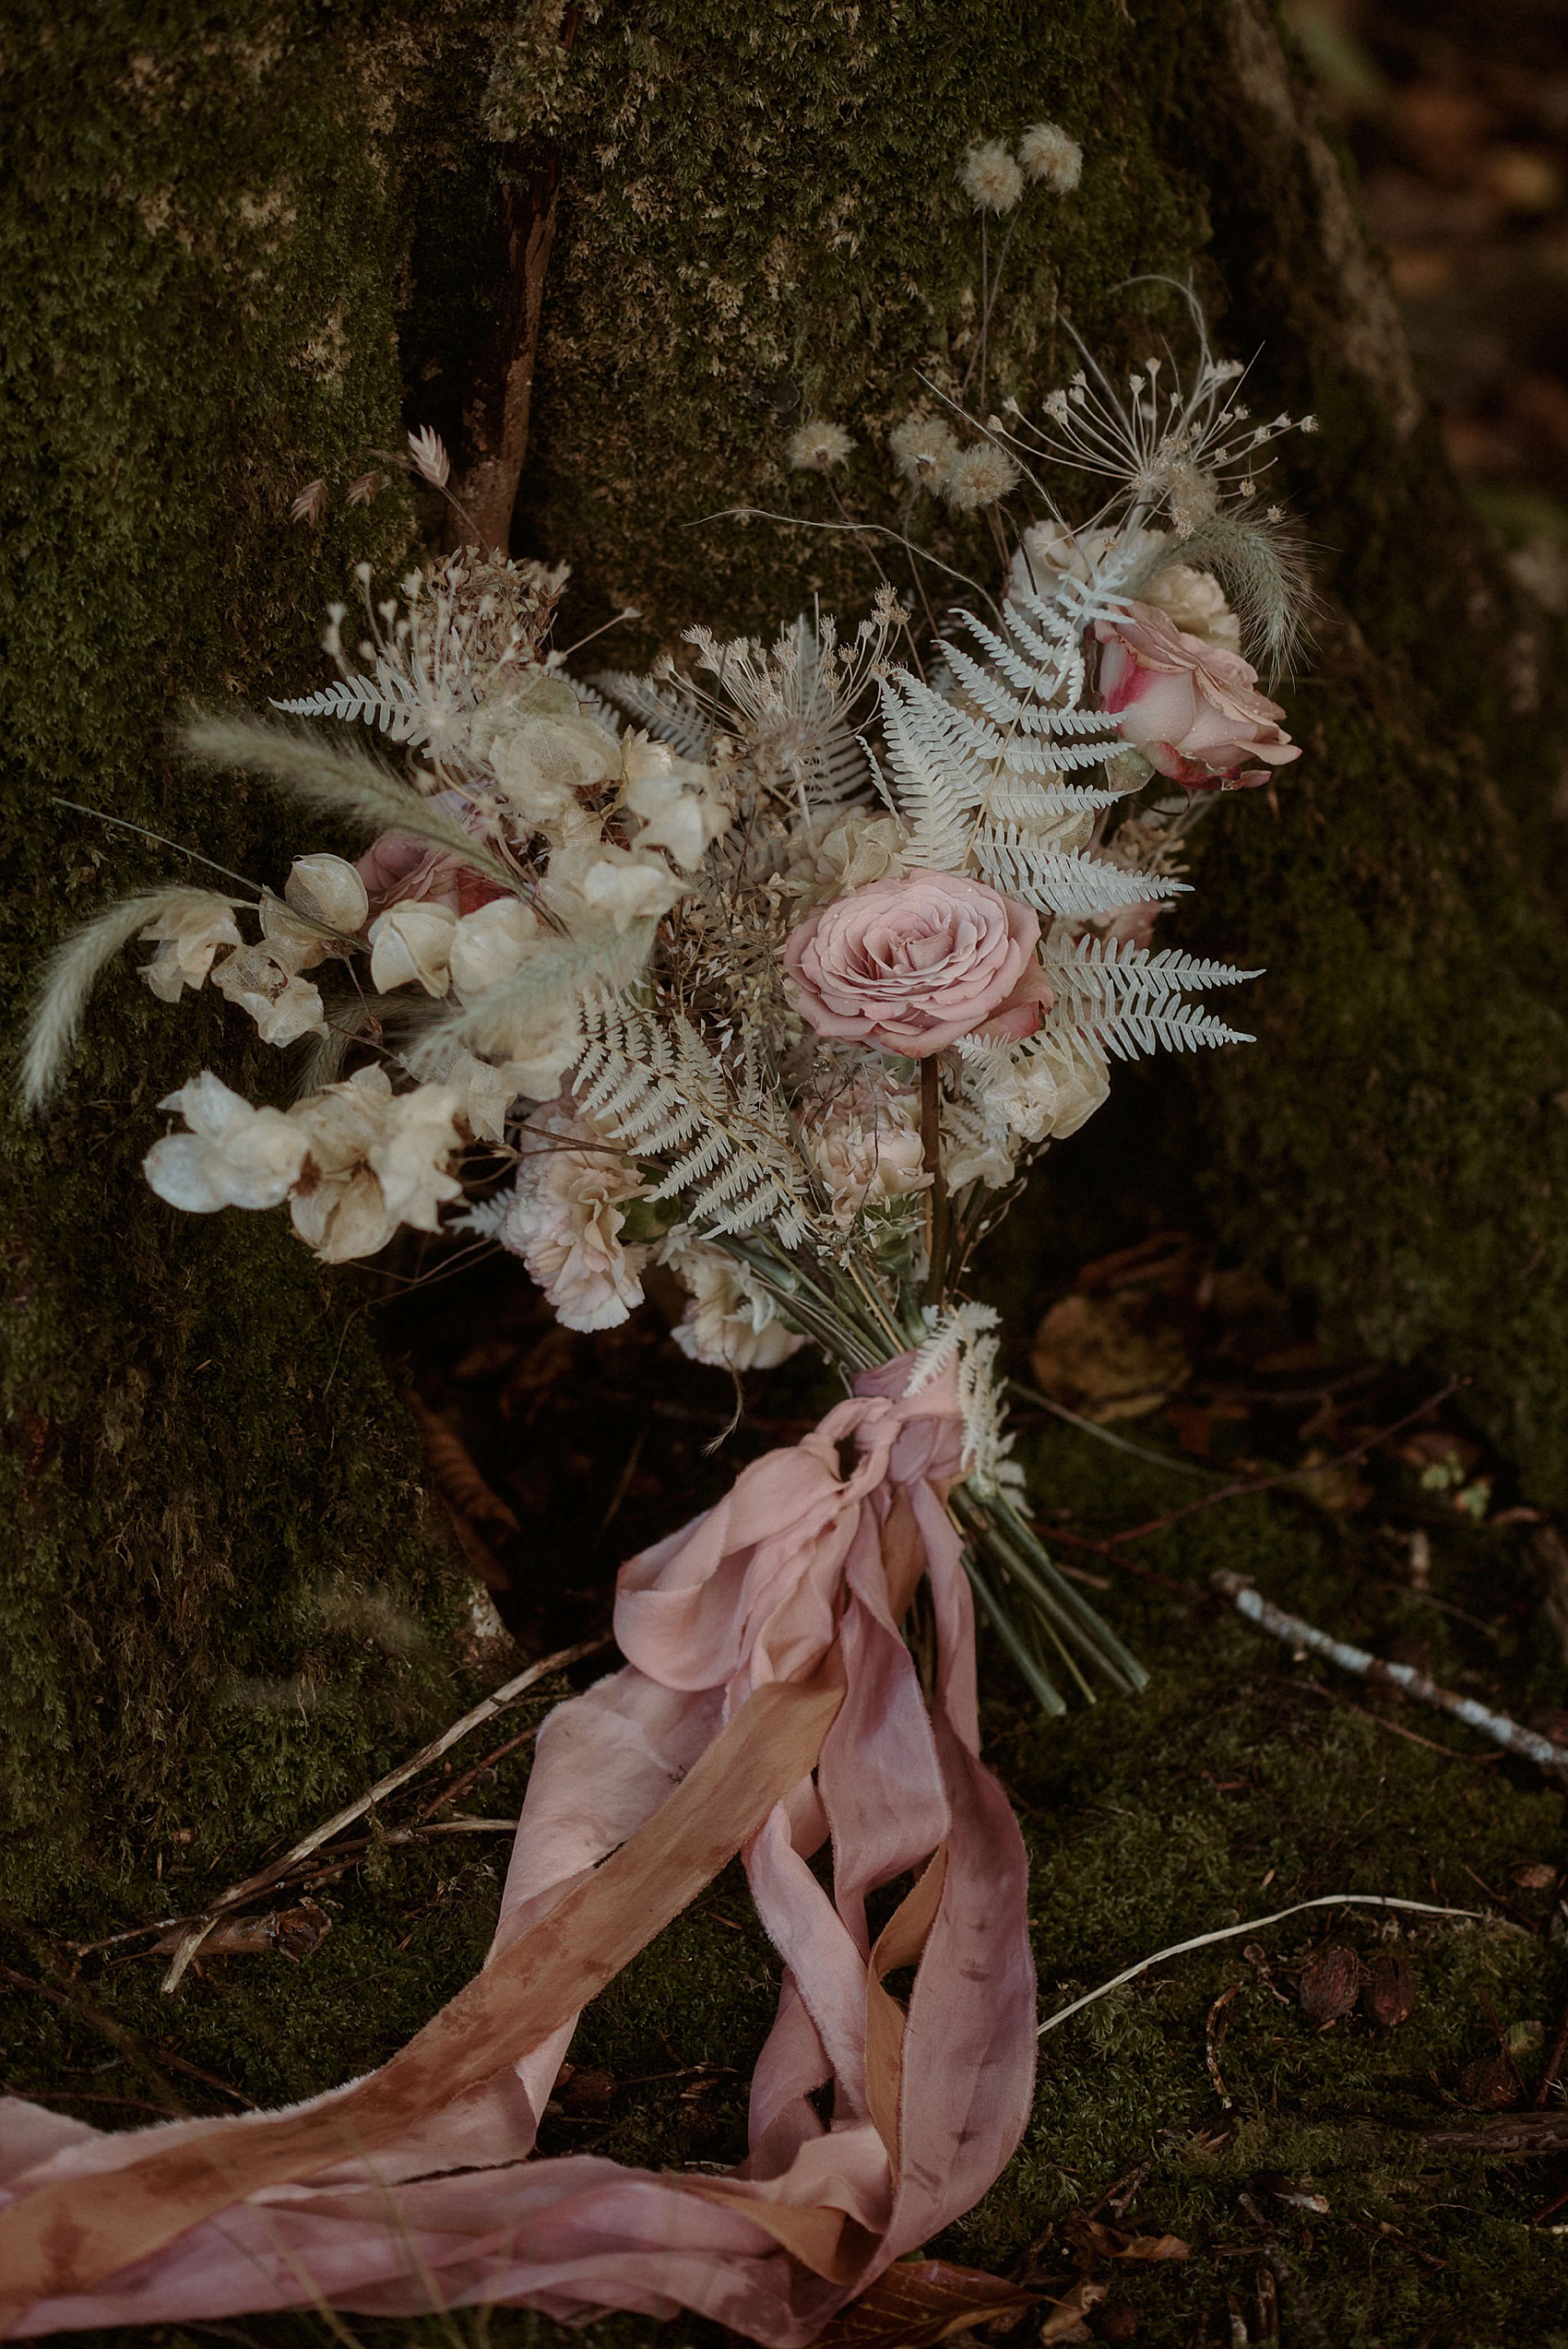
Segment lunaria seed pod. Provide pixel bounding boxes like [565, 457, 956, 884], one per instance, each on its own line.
[1298, 1942, 1360, 2026]
[1360, 1949, 1416, 2029]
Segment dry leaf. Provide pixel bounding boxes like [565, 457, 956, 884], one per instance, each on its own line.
[1298, 1943, 1360, 2026]
[1360, 1950, 1417, 2029]
[1066, 2215, 1189, 2266]
[1029, 1292, 1190, 1424]
[812, 2260, 1035, 2349]
[409, 1394, 520, 1534]
[1039, 2280, 1109, 2343]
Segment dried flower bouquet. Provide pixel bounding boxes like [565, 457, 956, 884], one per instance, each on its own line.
[8, 131, 1317, 2339]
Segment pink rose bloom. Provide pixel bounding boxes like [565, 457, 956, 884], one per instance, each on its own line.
[784, 872, 1049, 1058]
[1094, 602, 1301, 791]
[356, 791, 512, 919]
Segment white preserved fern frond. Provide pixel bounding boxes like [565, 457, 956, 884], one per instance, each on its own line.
[590, 670, 712, 761]
[976, 825, 1189, 917]
[880, 676, 980, 869]
[272, 671, 450, 747]
[1043, 936, 1260, 1060]
[573, 1001, 811, 1246]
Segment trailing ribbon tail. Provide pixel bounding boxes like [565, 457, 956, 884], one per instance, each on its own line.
[0, 1356, 1034, 2349]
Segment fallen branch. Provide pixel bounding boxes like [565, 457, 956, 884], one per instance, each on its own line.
[1418, 2113, 1568, 2154]
[1039, 1893, 1480, 2038]
[115, 1634, 609, 1993]
[1212, 1572, 1568, 1778]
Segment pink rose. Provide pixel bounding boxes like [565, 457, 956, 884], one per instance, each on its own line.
[356, 791, 511, 919]
[1094, 602, 1301, 791]
[784, 872, 1049, 1058]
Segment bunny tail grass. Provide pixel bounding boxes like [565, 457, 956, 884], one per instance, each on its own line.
[1129, 511, 1316, 680]
[19, 887, 238, 1114]
[178, 714, 525, 899]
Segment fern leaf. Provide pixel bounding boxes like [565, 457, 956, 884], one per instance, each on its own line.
[976, 825, 1189, 916]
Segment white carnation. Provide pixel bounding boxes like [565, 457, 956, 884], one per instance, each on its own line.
[501, 1107, 647, 1332]
[801, 1081, 931, 1228]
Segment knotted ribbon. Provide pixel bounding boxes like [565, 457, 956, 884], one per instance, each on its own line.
[0, 1354, 1034, 2345]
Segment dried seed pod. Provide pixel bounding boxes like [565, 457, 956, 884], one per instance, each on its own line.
[1457, 2050, 1522, 2110]
[1298, 1942, 1360, 2026]
[1360, 1949, 1417, 2029]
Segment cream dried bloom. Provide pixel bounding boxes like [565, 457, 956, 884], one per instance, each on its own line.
[1140, 562, 1242, 652]
[138, 896, 244, 1003]
[622, 736, 732, 871]
[978, 1028, 1111, 1145]
[145, 1073, 308, 1214]
[960, 139, 1025, 214]
[889, 412, 959, 492]
[1017, 121, 1082, 193]
[943, 442, 1022, 513]
[788, 421, 854, 472]
[801, 1081, 931, 1228]
[368, 900, 457, 996]
[448, 897, 540, 998]
[661, 1233, 804, 1371]
[287, 1067, 462, 1260]
[485, 702, 622, 833]
[210, 943, 327, 1045]
[374, 1084, 465, 1230]
[501, 1106, 648, 1332]
[564, 841, 687, 933]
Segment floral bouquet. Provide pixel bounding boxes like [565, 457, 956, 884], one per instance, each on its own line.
[6, 171, 1313, 2340]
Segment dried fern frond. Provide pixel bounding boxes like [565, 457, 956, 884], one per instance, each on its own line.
[20, 887, 240, 1112]
[179, 715, 522, 897]
[408, 922, 654, 1073]
[1043, 935, 1260, 1059]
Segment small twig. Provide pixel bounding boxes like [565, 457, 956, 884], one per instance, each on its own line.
[1534, 1986, 1568, 2109]
[1213, 1572, 1568, 1777]
[1039, 1894, 1480, 2038]
[1108, 1382, 1460, 1548]
[1288, 1675, 1504, 1765]
[1009, 1382, 1218, 1481]
[155, 1634, 609, 1992]
[920, 1056, 948, 1306]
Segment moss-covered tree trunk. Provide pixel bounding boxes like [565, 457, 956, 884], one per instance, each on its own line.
[4, 0, 1565, 2172]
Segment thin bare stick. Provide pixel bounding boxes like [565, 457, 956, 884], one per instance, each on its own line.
[1039, 1893, 1480, 2037]
[920, 1055, 948, 1307]
[1214, 1572, 1568, 1776]
[157, 1634, 609, 1992]
[1105, 1380, 1461, 1547]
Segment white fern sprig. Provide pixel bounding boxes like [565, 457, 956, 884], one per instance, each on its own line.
[575, 999, 811, 1245]
[1044, 936, 1260, 1060]
[976, 825, 1187, 918]
[590, 670, 711, 762]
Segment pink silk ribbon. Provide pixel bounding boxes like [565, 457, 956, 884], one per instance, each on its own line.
[0, 1354, 1034, 2345]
